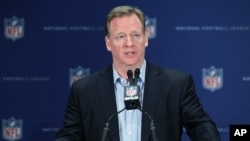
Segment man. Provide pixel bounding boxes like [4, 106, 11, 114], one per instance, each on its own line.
[55, 5, 221, 141]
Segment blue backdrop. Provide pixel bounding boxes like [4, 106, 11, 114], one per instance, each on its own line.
[1, 0, 250, 141]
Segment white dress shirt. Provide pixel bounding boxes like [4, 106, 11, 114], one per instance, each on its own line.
[113, 60, 146, 141]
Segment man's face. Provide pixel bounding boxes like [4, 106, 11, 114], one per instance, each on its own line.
[105, 14, 148, 68]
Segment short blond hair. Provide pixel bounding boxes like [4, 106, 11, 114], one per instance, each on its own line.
[105, 5, 146, 36]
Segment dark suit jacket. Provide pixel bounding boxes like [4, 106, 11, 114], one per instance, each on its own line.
[55, 63, 220, 141]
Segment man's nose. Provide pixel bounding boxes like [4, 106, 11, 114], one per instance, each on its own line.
[125, 35, 134, 47]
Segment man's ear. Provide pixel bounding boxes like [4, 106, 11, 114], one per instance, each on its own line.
[144, 33, 149, 48]
[105, 36, 111, 51]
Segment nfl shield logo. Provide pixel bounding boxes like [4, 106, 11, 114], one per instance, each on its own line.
[145, 16, 157, 39]
[126, 87, 136, 96]
[2, 117, 23, 141]
[202, 66, 223, 92]
[4, 16, 24, 41]
[69, 66, 90, 87]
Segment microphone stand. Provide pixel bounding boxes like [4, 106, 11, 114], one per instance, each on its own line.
[101, 107, 126, 141]
[138, 108, 158, 141]
[134, 68, 158, 141]
[100, 107, 158, 141]
[101, 69, 158, 141]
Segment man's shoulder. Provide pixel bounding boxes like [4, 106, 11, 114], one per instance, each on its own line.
[151, 65, 193, 86]
[74, 65, 112, 84]
[149, 63, 190, 77]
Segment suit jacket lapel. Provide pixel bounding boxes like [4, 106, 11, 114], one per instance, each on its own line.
[98, 65, 120, 141]
[141, 63, 162, 141]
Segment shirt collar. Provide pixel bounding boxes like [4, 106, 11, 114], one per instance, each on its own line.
[113, 59, 146, 84]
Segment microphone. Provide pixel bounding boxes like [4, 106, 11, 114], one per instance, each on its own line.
[133, 68, 140, 86]
[126, 69, 159, 141]
[101, 69, 158, 141]
[124, 69, 141, 110]
[127, 69, 133, 85]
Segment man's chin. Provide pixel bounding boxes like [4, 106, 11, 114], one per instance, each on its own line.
[124, 62, 141, 68]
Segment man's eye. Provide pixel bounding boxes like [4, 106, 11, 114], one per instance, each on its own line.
[117, 35, 125, 39]
[133, 33, 141, 38]
[134, 34, 140, 37]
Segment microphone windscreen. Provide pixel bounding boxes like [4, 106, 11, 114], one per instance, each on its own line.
[134, 68, 140, 77]
[127, 70, 133, 80]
